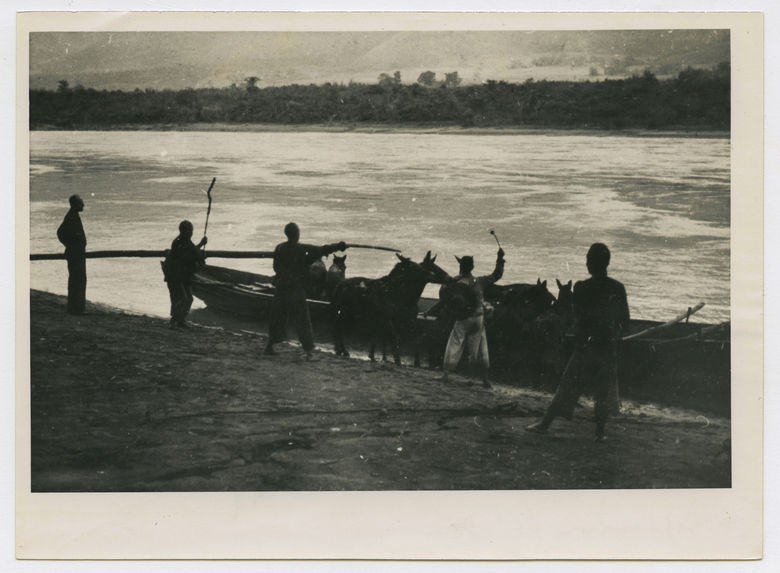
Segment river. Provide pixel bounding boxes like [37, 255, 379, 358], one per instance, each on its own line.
[28, 129, 730, 323]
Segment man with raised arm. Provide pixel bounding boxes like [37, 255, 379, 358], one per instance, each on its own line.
[526, 242, 630, 441]
[264, 222, 346, 360]
[440, 247, 505, 388]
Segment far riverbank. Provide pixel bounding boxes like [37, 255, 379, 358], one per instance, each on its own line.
[29, 122, 730, 138]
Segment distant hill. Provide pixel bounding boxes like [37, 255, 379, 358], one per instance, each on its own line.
[29, 30, 730, 91]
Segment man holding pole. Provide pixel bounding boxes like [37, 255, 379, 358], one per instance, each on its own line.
[526, 242, 629, 441]
[264, 222, 346, 360]
[165, 220, 207, 328]
[57, 194, 87, 315]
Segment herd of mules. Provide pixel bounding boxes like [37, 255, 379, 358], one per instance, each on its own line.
[306, 250, 575, 387]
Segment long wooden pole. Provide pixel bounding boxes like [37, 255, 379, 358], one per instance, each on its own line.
[203, 177, 216, 237]
[621, 302, 705, 341]
[30, 243, 401, 261]
[30, 250, 275, 261]
[344, 243, 401, 252]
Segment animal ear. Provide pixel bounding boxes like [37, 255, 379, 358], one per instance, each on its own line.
[396, 253, 404, 262]
[542, 280, 547, 287]
[424, 250, 431, 262]
[455, 256, 462, 264]
[567, 280, 572, 288]
[537, 278, 542, 286]
[431, 254, 437, 263]
[556, 278, 562, 288]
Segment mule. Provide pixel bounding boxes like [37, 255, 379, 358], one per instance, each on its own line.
[484, 279, 556, 382]
[307, 257, 328, 300]
[325, 254, 347, 300]
[527, 279, 575, 386]
[554, 278, 574, 332]
[331, 251, 450, 365]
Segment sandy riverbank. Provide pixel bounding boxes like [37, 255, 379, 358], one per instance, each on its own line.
[27, 289, 731, 492]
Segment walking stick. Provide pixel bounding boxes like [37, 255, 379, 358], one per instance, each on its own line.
[203, 177, 216, 237]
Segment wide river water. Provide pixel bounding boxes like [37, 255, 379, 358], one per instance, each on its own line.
[28, 130, 730, 323]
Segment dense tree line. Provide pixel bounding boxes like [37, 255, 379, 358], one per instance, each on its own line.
[30, 65, 729, 131]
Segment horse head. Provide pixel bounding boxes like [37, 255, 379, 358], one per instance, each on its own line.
[331, 254, 347, 271]
[384, 252, 442, 303]
[420, 250, 452, 285]
[503, 279, 555, 323]
[554, 278, 573, 311]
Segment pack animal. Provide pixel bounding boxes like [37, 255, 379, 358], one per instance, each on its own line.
[325, 254, 347, 299]
[485, 279, 556, 382]
[307, 257, 328, 300]
[531, 279, 574, 385]
[330, 251, 450, 365]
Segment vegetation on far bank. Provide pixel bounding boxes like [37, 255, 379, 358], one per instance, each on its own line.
[30, 64, 730, 132]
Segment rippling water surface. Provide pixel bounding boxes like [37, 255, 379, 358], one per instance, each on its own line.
[28, 130, 730, 322]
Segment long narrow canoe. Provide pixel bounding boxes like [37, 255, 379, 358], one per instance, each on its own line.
[190, 263, 731, 415]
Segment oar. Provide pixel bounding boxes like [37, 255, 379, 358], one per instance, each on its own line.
[344, 243, 401, 253]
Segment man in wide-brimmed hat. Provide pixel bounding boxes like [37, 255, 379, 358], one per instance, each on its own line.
[440, 248, 504, 387]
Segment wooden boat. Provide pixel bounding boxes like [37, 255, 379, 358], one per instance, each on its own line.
[190, 263, 441, 322]
[192, 263, 731, 416]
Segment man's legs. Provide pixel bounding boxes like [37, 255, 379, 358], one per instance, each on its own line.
[591, 350, 617, 441]
[465, 317, 491, 388]
[66, 256, 87, 314]
[169, 281, 190, 326]
[289, 294, 316, 358]
[526, 349, 583, 433]
[441, 319, 469, 381]
[265, 293, 288, 354]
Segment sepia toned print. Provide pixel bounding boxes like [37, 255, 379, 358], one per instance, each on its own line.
[16, 11, 762, 560]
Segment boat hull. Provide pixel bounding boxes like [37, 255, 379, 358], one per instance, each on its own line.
[192, 264, 731, 415]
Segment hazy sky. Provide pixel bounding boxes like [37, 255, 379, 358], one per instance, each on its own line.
[29, 29, 729, 91]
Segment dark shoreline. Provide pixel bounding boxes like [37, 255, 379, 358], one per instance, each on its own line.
[28, 289, 731, 492]
[29, 122, 731, 139]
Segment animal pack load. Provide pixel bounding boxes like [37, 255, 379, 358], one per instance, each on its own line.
[441, 280, 478, 320]
[160, 250, 172, 282]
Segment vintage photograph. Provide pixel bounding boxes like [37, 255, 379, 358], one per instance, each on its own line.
[16, 11, 763, 560]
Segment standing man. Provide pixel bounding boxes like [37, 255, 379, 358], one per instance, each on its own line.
[440, 247, 504, 388]
[264, 222, 346, 359]
[165, 220, 207, 328]
[57, 194, 87, 315]
[526, 243, 630, 441]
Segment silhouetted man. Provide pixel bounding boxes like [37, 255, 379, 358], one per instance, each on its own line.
[264, 222, 346, 359]
[57, 194, 87, 314]
[165, 220, 207, 328]
[526, 242, 629, 441]
[440, 248, 504, 388]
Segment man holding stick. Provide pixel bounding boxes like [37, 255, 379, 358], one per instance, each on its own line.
[264, 222, 347, 360]
[526, 242, 629, 441]
[440, 247, 505, 388]
[165, 220, 207, 328]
